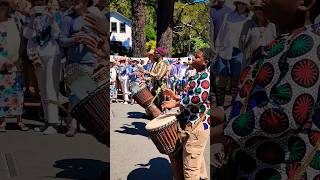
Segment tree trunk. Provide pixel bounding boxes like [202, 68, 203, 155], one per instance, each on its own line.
[156, 0, 174, 57]
[132, 0, 147, 57]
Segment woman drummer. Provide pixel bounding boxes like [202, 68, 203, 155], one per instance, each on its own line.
[162, 48, 213, 180]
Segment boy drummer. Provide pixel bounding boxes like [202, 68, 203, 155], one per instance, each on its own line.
[162, 48, 214, 180]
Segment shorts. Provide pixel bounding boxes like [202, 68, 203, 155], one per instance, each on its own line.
[215, 48, 243, 78]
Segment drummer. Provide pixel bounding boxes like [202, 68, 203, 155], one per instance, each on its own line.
[162, 48, 213, 180]
[145, 47, 170, 111]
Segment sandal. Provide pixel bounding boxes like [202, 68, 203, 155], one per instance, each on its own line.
[0, 121, 6, 132]
[17, 122, 29, 131]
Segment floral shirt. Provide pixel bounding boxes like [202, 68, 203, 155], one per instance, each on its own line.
[223, 23, 320, 179]
[178, 70, 211, 130]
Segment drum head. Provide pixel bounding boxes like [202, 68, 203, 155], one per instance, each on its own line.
[145, 113, 178, 130]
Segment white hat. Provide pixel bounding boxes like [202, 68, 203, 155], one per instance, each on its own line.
[234, 0, 250, 6]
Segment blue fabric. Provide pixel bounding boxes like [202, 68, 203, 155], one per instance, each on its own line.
[215, 48, 243, 78]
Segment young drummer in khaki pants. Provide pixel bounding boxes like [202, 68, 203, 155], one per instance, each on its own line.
[162, 48, 214, 180]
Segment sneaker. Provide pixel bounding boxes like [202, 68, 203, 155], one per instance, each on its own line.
[43, 126, 57, 135]
[34, 124, 48, 132]
[65, 127, 77, 137]
[17, 123, 29, 131]
[123, 101, 128, 104]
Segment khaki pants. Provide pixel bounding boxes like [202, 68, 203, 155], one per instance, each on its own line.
[183, 123, 209, 180]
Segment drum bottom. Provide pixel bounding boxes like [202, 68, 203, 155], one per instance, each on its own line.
[169, 148, 184, 180]
[145, 103, 161, 119]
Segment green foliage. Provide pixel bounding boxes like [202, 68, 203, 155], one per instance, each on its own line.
[191, 37, 210, 50]
[146, 40, 156, 50]
[110, 0, 132, 19]
[110, 0, 210, 56]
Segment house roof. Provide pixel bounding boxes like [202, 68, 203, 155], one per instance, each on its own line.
[109, 12, 132, 26]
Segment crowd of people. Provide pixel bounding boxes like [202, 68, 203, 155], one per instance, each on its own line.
[0, 0, 108, 136]
[110, 52, 197, 105]
[210, 0, 320, 179]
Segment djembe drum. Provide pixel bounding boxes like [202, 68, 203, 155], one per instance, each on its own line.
[66, 64, 109, 146]
[131, 83, 162, 118]
[145, 113, 184, 180]
[132, 84, 154, 108]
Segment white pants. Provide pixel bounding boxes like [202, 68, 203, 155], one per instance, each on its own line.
[119, 75, 130, 102]
[34, 55, 60, 124]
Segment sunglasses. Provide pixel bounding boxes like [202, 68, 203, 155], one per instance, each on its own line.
[0, 2, 9, 6]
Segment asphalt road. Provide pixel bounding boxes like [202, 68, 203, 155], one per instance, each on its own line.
[110, 103, 210, 180]
[0, 119, 108, 180]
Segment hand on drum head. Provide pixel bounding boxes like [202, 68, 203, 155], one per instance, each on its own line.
[161, 100, 178, 111]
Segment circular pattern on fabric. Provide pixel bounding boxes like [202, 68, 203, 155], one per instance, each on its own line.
[199, 105, 206, 113]
[265, 39, 286, 59]
[199, 72, 208, 80]
[240, 66, 251, 84]
[232, 111, 255, 137]
[259, 108, 289, 134]
[255, 62, 274, 87]
[310, 151, 320, 170]
[255, 168, 281, 180]
[287, 34, 314, 58]
[201, 91, 208, 101]
[229, 101, 243, 120]
[195, 87, 202, 94]
[201, 80, 209, 89]
[191, 96, 200, 104]
[309, 131, 320, 147]
[292, 94, 315, 125]
[189, 81, 196, 89]
[256, 141, 285, 165]
[291, 59, 319, 88]
[245, 136, 269, 148]
[270, 83, 292, 105]
[288, 136, 306, 162]
[183, 109, 190, 116]
[239, 80, 253, 98]
[250, 90, 269, 107]
[190, 106, 199, 113]
[235, 150, 257, 174]
[183, 96, 190, 104]
[277, 53, 289, 81]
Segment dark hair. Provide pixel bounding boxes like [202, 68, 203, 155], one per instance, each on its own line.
[198, 48, 216, 68]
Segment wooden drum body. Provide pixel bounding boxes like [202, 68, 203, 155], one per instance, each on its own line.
[132, 85, 154, 108]
[71, 83, 110, 146]
[145, 113, 182, 155]
[145, 103, 161, 119]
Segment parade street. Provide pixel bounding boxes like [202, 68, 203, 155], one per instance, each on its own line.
[0, 119, 108, 180]
[110, 103, 210, 180]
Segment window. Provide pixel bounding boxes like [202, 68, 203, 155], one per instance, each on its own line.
[111, 22, 117, 33]
[120, 23, 126, 33]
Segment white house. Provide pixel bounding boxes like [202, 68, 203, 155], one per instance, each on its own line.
[110, 12, 132, 50]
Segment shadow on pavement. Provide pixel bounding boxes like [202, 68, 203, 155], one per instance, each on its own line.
[114, 122, 148, 137]
[53, 158, 109, 180]
[127, 157, 173, 180]
[127, 112, 148, 119]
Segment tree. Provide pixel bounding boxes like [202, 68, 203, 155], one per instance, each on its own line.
[131, 0, 147, 57]
[156, 0, 174, 57]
